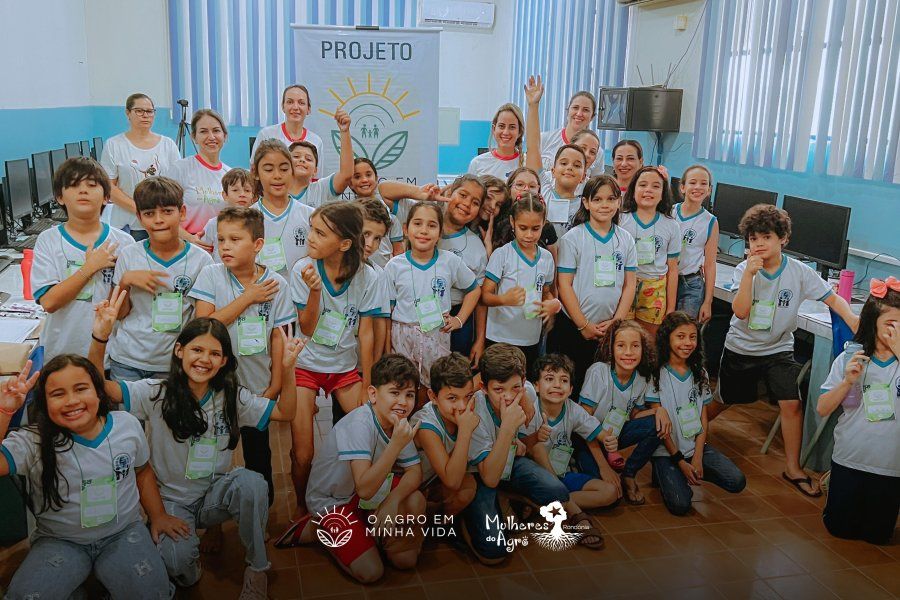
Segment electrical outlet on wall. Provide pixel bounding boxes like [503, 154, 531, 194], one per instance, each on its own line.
[675, 15, 688, 31]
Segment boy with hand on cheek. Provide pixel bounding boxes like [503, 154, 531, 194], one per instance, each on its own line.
[529, 354, 620, 549]
[462, 344, 569, 563]
[282, 354, 425, 583]
[411, 353, 480, 517]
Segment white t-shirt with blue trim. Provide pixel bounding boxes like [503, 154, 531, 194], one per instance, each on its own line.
[254, 197, 315, 277]
[410, 400, 459, 483]
[618, 212, 681, 279]
[438, 227, 488, 306]
[647, 366, 712, 458]
[188, 264, 296, 394]
[467, 382, 542, 468]
[32, 224, 134, 361]
[725, 256, 833, 356]
[119, 379, 275, 504]
[306, 403, 421, 513]
[540, 398, 603, 464]
[580, 361, 649, 422]
[558, 223, 637, 323]
[539, 169, 581, 239]
[291, 174, 340, 210]
[290, 257, 382, 373]
[110, 241, 213, 371]
[385, 250, 478, 325]
[672, 203, 717, 276]
[821, 351, 899, 476]
[0, 411, 148, 544]
[485, 241, 555, 346]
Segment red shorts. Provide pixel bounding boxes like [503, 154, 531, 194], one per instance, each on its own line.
[294, 368, 361, 396]
[325, 476, 401, 567]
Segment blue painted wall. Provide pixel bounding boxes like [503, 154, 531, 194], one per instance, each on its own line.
[0, 107, 491, 177]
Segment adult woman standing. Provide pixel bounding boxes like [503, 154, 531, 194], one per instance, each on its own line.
[611, 139, 645, 193]
[100, 93, 180, 241]
[165, 109, 230, 248]
[251, 84, 323, 177]
[540, 91, 605, 175]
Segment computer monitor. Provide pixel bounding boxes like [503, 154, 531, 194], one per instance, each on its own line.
[65, 142, 81, 158]
[80, 140, 92, 158]
[4, 159, 35, 220]
[782, 196, 850, 271]
[711, 183, 777, 238]
[32, 151, 54, 213]
[51, 149, 67, 174]
[93, 136, 104, 160]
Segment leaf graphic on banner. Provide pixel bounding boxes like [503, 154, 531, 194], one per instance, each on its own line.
[317, 528, 336, 547]
[372, 131, 408, 169]
[334, 529, 352, 546]
[331, 130, 370, 160]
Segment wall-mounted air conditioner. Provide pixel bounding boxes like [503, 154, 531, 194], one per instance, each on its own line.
[419, 1, 495, 31]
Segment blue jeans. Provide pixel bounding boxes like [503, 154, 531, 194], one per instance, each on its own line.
[651, 444, 746, 515]
[449, 305, 474, 357]
[6, 521, 171, 600]
[676, 273, 705, 319]
[109, 358, 168, 383]
[158, 468, 269, 586]
[462, 457, 569, 560]
[574, 415, 661, 479]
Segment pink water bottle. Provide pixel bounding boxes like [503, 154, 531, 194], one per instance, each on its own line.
[20, 249, 33, 300]
[842, 341, 864, 409]
[837, 269, 854, 302]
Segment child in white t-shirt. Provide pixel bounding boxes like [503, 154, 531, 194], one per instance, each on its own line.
[288, 109, 354, 209]
[201, 167, 255, 259]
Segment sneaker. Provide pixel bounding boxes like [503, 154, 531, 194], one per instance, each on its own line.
[239, 566, 268, 600]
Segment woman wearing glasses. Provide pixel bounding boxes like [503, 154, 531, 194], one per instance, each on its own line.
[99, 93, 180, 241]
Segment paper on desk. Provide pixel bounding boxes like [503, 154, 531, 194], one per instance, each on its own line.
[0, 317, 39, 343]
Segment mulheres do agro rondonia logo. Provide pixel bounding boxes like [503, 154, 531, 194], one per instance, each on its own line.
[321, 73, 419, 170]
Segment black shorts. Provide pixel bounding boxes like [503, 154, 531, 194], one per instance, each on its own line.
[718, 348, 801, 405]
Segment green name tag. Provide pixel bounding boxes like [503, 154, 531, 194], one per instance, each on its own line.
[415, 294, 444, 333]
[594, 255, 616, 287]
[80, 476, 117, 528]
[152, 292, 183, 332]
[523, 285, 541, 320]
[749, 300, 775, 330]
[311, 309, 347, 348]
[67, 261, 93, 301]
[501, 443, 517, 481]
[549, 444, 574, 476]
[677, 402, 703, 439]
[863, 384, 895, 422]
[602, 407, 628, 437]
[259, 237, 287, 272]
[358, 472, 394, 510]
[636, 236, 655, 265]
[237, 316, 267, 356]
[185, 437, 217, 480]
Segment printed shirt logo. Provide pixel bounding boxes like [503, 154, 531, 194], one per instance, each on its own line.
[112, 452, 132, 482]
[344, 305, 360, 329]
[777, 289, 793, 308]
[431, 277, 447, 298]
[101, 267, 115, 285]
[213, 410, 228, 437]
[325, 73, 418, 170]
[683, 229, 696, 245]
[173, 275, 193, 295]
[293, 226, 308, 247]
[313, 506, 357, 548]
[614, 251, 624, 271]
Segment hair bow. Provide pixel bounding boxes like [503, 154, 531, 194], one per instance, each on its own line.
[870, 276, 900, 298]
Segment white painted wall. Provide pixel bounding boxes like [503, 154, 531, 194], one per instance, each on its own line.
[625, 0, 704, 132]
[437, 0, 515, 121]
[84, 0, 171, 107]
[0, 0, 90, 108]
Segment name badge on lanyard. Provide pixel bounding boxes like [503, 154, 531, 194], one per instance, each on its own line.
[501, 443, 517, 481]
[185, 437, 218, 480]
[863, 384, 895, 422]
[749, 300, 775, 331]
[547, 198, 569, 224]
[636, 236, 655, 265]
[237, 316, 267, 355]
[415, 294, 444, 333]
[594, 255, 616, 287]
[549, 444, 574, 476]
[312, 309, 347, 348]
[602, 407, 628, 437]
[259, 237, 287, 272]
[81, 476, 117, 528]
[358, 473, 394, 510]
[677, 401, 703, 439]
[67, 261, 94, 301]
[152, 292, 183, 332]
[523, 285, 541, 320]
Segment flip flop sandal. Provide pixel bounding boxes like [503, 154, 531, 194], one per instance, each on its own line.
[273, 513, 313, 549]
[569, 512, 604, 550]
[782, 472, 823, 498]
[623, 478, 646, 505]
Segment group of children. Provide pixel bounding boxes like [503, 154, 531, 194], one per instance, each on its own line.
[0, 78, 895, 597]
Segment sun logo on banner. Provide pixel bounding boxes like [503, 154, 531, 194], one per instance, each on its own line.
[320, 73, 419, 170]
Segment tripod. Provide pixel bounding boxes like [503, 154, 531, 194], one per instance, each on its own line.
[175, 99, 190, 157]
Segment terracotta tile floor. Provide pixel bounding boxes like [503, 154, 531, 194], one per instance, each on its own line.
[1, 402, 897, 599]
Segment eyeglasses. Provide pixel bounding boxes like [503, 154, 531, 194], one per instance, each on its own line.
[130, 108, 156, 116]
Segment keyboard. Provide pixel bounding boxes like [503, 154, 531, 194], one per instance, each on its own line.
[24, 218, 56, 235]
[716, 252, 743, 267]
[0, 256, 10, 275]
[52, 208, 67, 221]
[11, 236, 37, 251]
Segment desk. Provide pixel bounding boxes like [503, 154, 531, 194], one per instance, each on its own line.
[712, 262, 854, 472]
